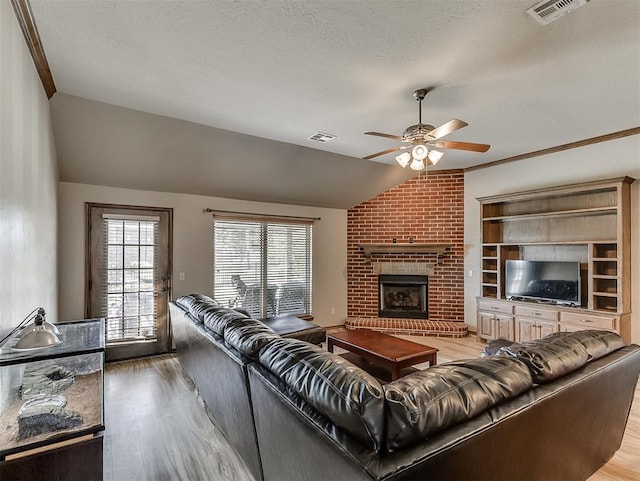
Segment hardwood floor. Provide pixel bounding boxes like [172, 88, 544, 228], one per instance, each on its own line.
[104, 334, 639, 481]
[104, 355, 255, 481]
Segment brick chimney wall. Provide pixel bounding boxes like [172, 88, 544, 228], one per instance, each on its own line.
[347, 170, 465, 322]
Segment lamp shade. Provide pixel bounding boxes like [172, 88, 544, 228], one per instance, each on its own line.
[411, 144, 429, 160]
[395, 152, 411, 168]
[410, 158, 425, 171]
[428, 150, 444, 165]
[13, 313, 62, 351]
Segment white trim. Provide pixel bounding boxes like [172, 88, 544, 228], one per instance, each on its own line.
[102, 213, 160, 222]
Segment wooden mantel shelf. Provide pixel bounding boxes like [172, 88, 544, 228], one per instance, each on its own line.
[358, 243, 451, 255]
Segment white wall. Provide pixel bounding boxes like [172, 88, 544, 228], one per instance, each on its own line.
[58, 182, 347, 327]
[464, 135, 640, 344]
[0, 1, 59, 330]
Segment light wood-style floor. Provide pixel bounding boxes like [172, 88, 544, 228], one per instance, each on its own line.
[104, 355, 255, 481]
[104, 334, 639, 481]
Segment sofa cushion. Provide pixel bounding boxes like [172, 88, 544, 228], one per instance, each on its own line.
[203, 307, 250, 336]
[174, 294, 198, 311]
[262, 314, 327, 345]
[258, 338, 385, 452]
[502, 332, 589, 383]
[224, 319, 279, 359]
[190, 303, 221, 324]
[175, 294, 219, 322]
[175, 293, 217, 309]
[384, 356, 532, 451]
[566, 330, 626, 361]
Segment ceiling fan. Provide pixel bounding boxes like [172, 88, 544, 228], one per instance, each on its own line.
[363, 89, 490, 171]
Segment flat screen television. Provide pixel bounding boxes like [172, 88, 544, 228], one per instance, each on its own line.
[505, 260, 581, 306]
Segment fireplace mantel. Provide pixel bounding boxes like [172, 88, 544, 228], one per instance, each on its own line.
[358, 243, 451, 256]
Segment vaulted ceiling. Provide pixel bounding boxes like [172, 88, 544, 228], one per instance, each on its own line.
[29, 0, 640, 208]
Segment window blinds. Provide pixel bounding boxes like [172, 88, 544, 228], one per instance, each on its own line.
[213, 217, 312, 319]
[102, 215, 160, 342]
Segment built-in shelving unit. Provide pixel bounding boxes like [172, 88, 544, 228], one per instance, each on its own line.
[477, 177, 634, 343]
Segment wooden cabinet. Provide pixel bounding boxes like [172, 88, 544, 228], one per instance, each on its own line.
[515, 317, 558, 343]
[559, 310, 623, 334]
[495, 315, 514, 341]
[477, 297, 624, 343]
[477, 177, 634, 343]
[477, 299, 514, 341]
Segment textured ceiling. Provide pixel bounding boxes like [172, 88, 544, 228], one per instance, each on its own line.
[29, 0, 640, 207]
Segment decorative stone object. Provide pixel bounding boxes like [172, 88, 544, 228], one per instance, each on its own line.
[18, 394, 67, 416]
[21, 363, 75, 399]
[17, 405, 82, 440]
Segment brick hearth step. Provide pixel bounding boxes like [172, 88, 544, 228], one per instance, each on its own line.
[345, 317, 468, 338]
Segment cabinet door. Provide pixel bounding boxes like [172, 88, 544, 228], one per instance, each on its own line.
[538, 320, 558, 339]
[478, 313, 495, 340]
[560, 323, 590, 333]
[515, 318, 537, 343]
[495, 315, 514, 341]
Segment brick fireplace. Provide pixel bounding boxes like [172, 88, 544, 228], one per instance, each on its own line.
[378, 274, 429, 318]
[346, 171, 467, 337]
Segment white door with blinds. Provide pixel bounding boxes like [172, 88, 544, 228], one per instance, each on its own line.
[86, 204, 172, 362]
[213, 215, 312, 319]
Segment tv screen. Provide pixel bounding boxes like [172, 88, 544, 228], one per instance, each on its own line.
[505, 260, 581, 305]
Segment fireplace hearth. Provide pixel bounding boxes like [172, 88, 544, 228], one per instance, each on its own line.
[378, 274, 428, 319]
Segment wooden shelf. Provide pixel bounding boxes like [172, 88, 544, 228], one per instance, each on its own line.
[477, 176, 633, 344]
[358, 243, 451, 255]
[482, 206, 617, 222]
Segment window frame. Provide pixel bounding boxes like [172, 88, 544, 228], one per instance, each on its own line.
[212, 214, 313, 319]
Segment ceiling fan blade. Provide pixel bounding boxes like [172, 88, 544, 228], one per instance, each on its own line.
[362, 146, 406, 160]
[424, 119, 468, 140]
[431, 140, 491, 153]
[365, 131, 404, 141]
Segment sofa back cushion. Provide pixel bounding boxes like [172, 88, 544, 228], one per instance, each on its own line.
[502, 333, 589, 383]
[258, 338, 385, 452]
[565, 330, 626, 361]
[203, 308, 250, 336]
[175, 294, 219, 323]
[384, 357, 532, 451]
[224, 319, 279, 359]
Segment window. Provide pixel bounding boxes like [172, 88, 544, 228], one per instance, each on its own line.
[103, 215, 159, 342]
[213, 216, 312, 319]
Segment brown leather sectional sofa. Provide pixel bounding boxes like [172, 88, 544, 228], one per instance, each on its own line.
[170, 294, 640, 481]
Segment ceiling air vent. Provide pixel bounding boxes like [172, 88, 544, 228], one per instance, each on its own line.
[527, 0, 589, 25]
[307, 132, 337, 143]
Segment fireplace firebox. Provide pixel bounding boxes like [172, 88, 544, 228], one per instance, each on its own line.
[378, 274, 428, 319]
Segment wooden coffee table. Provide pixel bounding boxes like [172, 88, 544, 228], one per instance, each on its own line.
[327, 329, 438, 381]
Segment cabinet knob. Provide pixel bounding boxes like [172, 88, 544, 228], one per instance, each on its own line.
[581, 318, 593, 323]
[532, 311, 541, 316]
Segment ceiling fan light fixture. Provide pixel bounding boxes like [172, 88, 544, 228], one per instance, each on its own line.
[395, 152, 411, 168]
[363, 89, 490, 163]
[428, 150, 444, 165]
[411, 144, 429, 160]
[410, 158, 425, 171]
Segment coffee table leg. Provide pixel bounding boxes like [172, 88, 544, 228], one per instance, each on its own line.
[391, 365, 402, 381]
[327, 340, 334, 353]
[430, 353, 437, 366]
